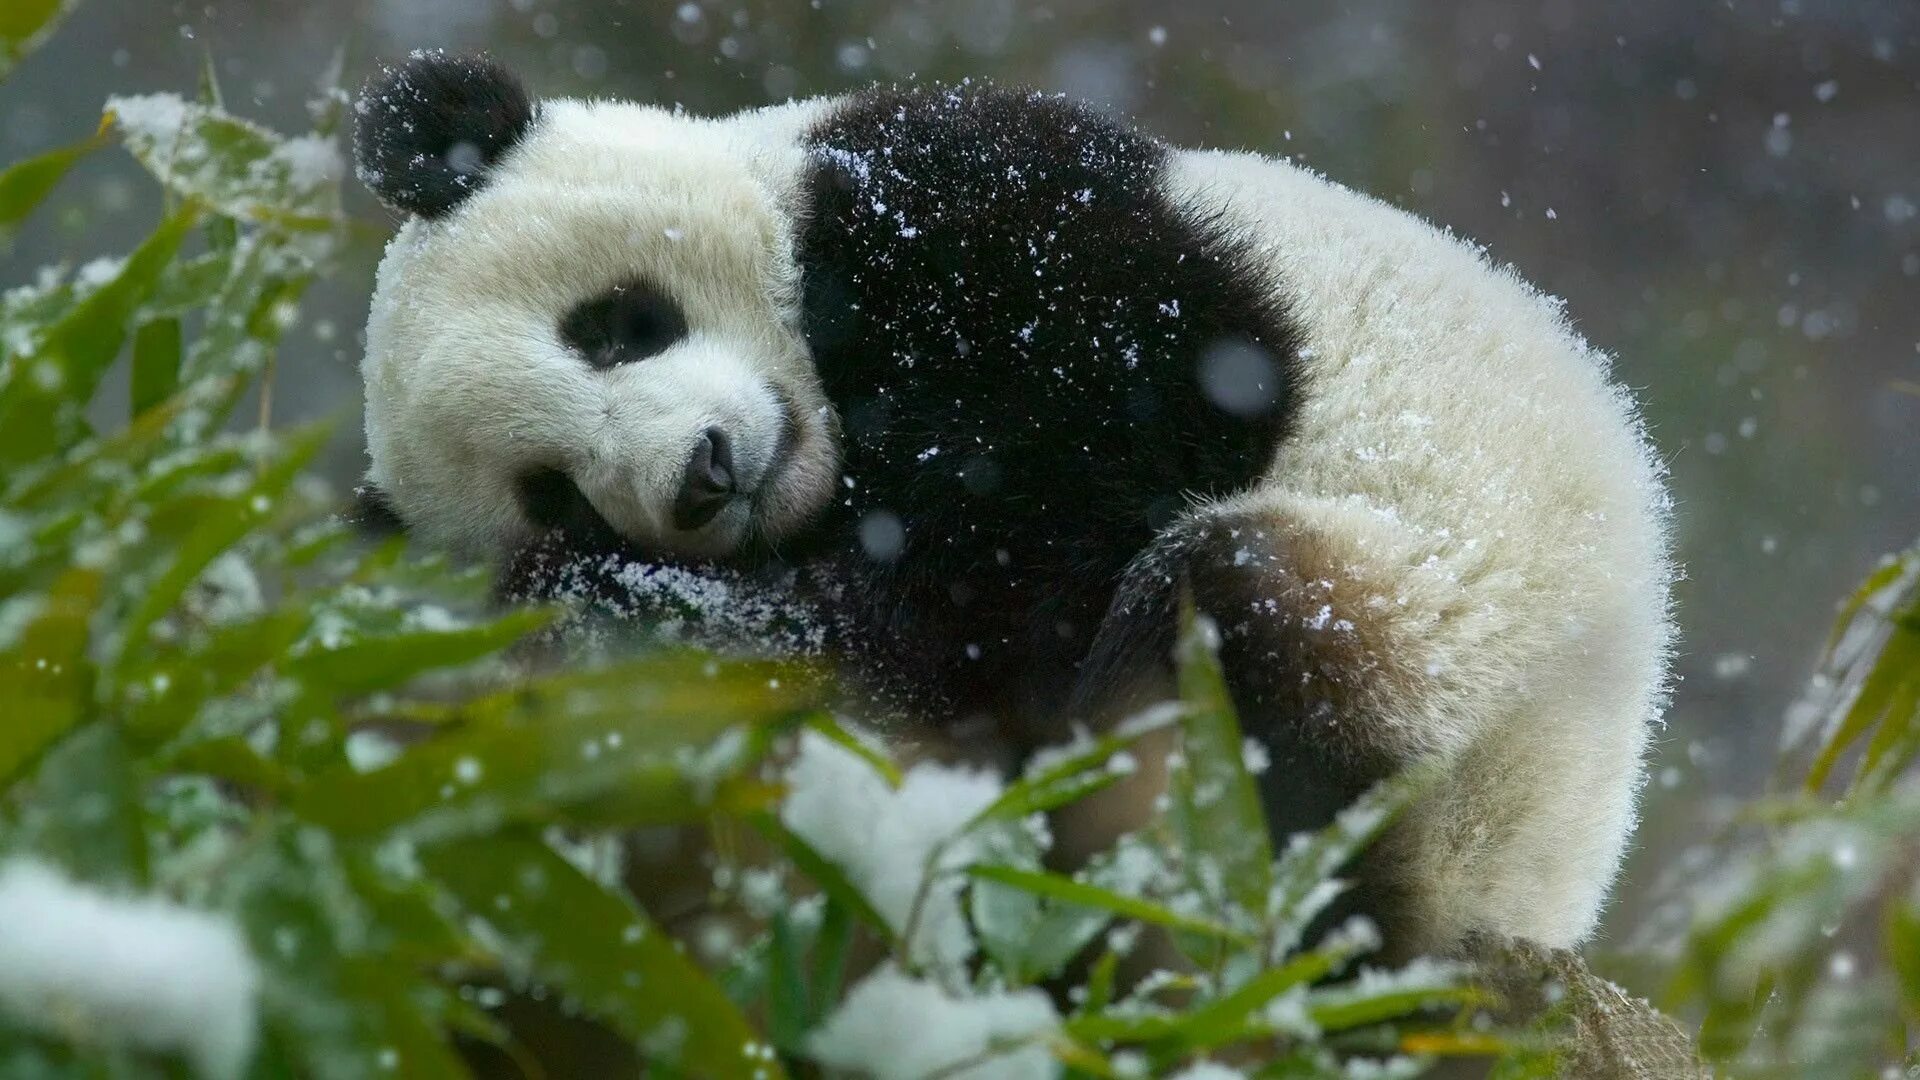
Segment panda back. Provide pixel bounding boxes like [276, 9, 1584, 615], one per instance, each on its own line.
[1164, 147, 1675, 949]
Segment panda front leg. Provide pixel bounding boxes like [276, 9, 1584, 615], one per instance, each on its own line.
[1077, 508, 1421, 942]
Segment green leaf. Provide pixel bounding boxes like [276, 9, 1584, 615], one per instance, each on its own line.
[171, 237, 318, 443]
[809, 898, 854, 1026]
[1159, 934, 1376, 1054]
[1, 389, 184, 512]
[0, 568, 99, 786]
[969, 703, 1183, 828]
[292, 657, 808, 841]
[751, 813, 896, 942]
[765, 909, 812, 1052]
[1808, 622, 1920, 792]
[1267, 767, 1436, 959]
[138, 250, 234, 321]
[0, 122, 105, 231]
[106, 94, 341, 228]
[969, 824, 1115, 985]
[0, 206, 197, 464]
[0, 272, 74, 366]
[424, 831, 784, 1079]
[803, 713, 901, 787]
[8, 722, 146, 887]
[1304, 968, 1474, 1033]
[129, 317, 181, 419]
[1167, 598, 1273, 929]
[1081, 950, 1120, 1016]
[110, 421, 329, 669]
[218, 820, 470, 1080]
[0, 0, 76, 80]
[285, 606, 550, 697]
[1886, 895, 1920, 1021]
[967, 864, 1254, 945]
[160, 736, 293, 795]
[1805, 549, 1920, 792]
[341, 847, 482, 968]
[120, 608, 310, 747]
[1821, 552, 1914, 657]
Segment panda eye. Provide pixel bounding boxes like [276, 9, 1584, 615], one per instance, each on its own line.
[560, 281, 688, 369]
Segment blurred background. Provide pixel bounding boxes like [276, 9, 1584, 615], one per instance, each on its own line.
[3, 0, 1916, 943]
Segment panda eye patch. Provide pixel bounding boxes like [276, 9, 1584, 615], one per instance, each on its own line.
[559, 280, 688, 369]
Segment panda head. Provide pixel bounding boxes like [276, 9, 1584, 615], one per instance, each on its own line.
[353, 51, 838, 561]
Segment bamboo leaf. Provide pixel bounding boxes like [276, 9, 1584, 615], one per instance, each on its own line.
[766, 909, 811, 1052]
[0, 568, 100, 786]
[1160, 937, 1373, 1052]
[1167, 597, 1272, 932]
[0, 122, 105, 231]
[0, 0, 77, 80]
[218, 821, 470, 1080]
[9, 722, 146, 887]
[752, 812, 896, 942]
[1305, 972, 1475, 1034]
[139, 250, 235, 321]
[284, 607, 551, 697]
[809, 898, 854, 1026]
[967, 864, 1254, 945]
[292, 660, 808, 841]
[1267, 766, 1436, 959]
[969, 703, 1182, 829]
[129, 317, 182, 419]
[120, 607, 310, 747]
[1887, 894, 1920, 1019]
[105, 94, 342, 228]
[110, 421, 329, 668]
[0, 206, 198, 464]
[804, 712, 901, 787]
[1817, 628, 1920, 795]
[424, 831, 783, 1078]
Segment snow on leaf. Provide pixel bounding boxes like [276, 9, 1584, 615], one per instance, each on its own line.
[780, 730, 1003, 974]
[809, 963, 1059, 1080]
[106, 93, 343, 229]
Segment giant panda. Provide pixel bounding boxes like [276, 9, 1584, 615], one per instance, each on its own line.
[349, 51, 1673, 958]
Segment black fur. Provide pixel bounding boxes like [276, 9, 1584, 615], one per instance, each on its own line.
[514, 468, 627, 553]
[354, 52, 536, 219]
[346, 483, 405, 536]
[358, 83, 1389, 893]
[558, 279, 689, 371]
[1080, 515, 1397, 839]
[789, 84, 1305, 740]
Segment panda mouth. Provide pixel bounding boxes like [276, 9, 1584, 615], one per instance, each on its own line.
[515, 467, 626, 551]
[754, 384, 803, 506]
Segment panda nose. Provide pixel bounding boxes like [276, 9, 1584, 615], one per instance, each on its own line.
[672, 427, 736, 530]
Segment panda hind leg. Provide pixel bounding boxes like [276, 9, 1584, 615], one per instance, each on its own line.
[1075, 510, 1417, 945]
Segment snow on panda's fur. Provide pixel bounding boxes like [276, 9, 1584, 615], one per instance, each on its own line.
[351, 52, 1673, 957]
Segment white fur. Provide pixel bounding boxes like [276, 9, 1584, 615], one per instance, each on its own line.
[362, 98, 838, 557]
[362, 93, 1672, 953]
[1165, 152, 1673, 951]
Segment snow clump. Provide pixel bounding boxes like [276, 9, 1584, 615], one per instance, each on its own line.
[0, 858, 262, 1078]
[779, 730, 1002, 973]
[808, 963, 1059, 1080]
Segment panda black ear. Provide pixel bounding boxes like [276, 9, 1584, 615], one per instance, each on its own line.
[354, 51, 535, 219]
